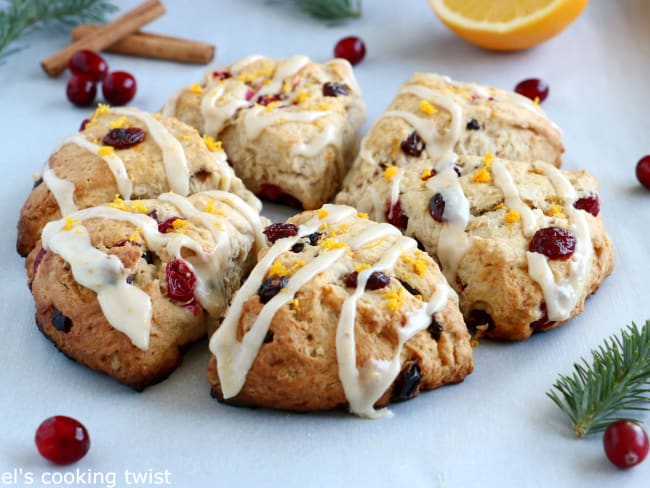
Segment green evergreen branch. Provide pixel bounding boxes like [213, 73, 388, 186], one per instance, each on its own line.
[272, 0, 361, 20]
[0, 0, 118, 62]
[547, 320, 650, 438]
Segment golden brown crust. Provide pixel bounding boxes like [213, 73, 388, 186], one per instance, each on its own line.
[207, 208, 473, 412]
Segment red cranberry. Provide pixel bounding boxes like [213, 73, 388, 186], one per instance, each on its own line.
[391, 361, 422, 402]
[291, 242, 305, 253]
[428, 193, 446, 223]
[102, 127, 146, 149]
[529, 227, 576, 260]
[166, 259, 196, 303]
[573, 194, 600, 217]
[428, 316, 443, 341]
[529, 303, 556, 331]
[263, 223, 298, 243]
[399, 279, 421, 297]
[322, 82, 350, 97]
[467, 309, 495, 335]
[258, 276, 288, 304]
[256, 93, 287, 106]
[307, 232, 322, 246]
[514, 78, 549, 102]
[79, 118, 90, 131]
[102, 71, 137, 106]
[52, 308, 72, 333]
[258, 183, 302, 209]
[636, 155, 650, 189]
[68, 49, 108, 82]
[66, 74, 97, 107]
[343, 271, 390, 290]
[334, 36, 366, 65]
[158, 216, 182, 234]
[400, 131, 425, 157]
[212, 71, 232, 80]
[385, 199, 409, 231]
[466, 118, 481, 130]
[604, 420, 649, 469]
[35, 416, 90, 465]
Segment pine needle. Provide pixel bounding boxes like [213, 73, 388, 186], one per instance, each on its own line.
[0, 0, 118, 62]
[271, 0, 361, 21]
[547, 320, 650, 437]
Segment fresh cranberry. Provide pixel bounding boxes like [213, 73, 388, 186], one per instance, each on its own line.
[428, 193, 446, 223]
[258, 276, 288, 304]
[400, 131, 425, 157]
[52, 308, 72, 333]
[68, 49, 108, 82]
[529, 227, 576, 260]
[391, 361, 421, 402]
[385, 199, 409, 231]
[102, 127, 146, 149]
[66, 73, 97, 107]
[573, 194, 600, 217]
[428, 316, 443, 341]
[158, 216, 182, 233]
[212, 71, 232, 80]
[514, 78, 549, 102]
[256, 93, 287, 106]
[636, 155, 650, 189]
[604, 420, 649, 469]
[102, 71, 137, 106]
[165, 259, 196, 303]
[258, 183, 302, 209]
[334, 36, 366, 65]
[263, 223, 298, 243]
[35, 416, 90, 465]
[466, 118, 481, 130]
[322, 82, 350, 97]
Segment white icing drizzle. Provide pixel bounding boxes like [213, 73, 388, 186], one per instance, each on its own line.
[201, 81, 250, 136]
[243, 105, 328, 141]
[527, 163, 593, 321]
[111, 108, 191, 196]
[290, 123, 338, 159]
[229, 54, 265, 74]
[255, 55, 309, 96]
[64, 134, 133, 200]
[490, 160, 538, 236]
[42, 160, 77, 216]
[41, 192, 262, 350]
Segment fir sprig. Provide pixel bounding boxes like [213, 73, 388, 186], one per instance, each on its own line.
[0, 0, 118, 62]
[547, 320, 650, 438]
[274, 0, 361, 20]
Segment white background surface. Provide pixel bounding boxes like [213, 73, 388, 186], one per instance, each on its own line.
[1, 1, 650, 487]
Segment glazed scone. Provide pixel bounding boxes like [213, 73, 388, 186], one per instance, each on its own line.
[17, 104, 259, 257]
[163, 54, 366, 209]
[26, 191, 268, 390]
[207, 205, 473, 417]
[352, 155, 614, 340]
[337, 72, 564, 205]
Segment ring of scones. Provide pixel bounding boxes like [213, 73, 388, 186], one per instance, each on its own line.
[337, 72, 564, 206]
[17, 104, 259, 257]
[26, 191, 268, 390]
[349, 155, 614, 340]
[207, 205, 473, 417]
[162, 54, 366, 210]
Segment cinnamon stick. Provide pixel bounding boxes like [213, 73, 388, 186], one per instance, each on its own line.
[72, 24, 215, 65]
[41, 0, 166, 77]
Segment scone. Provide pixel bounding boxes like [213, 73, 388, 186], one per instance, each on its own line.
[207, 204, 473, 417]
[337, 72, 564, 205]
[163, 54, 366, 209]
[351, 155, 614, 340]
[26, 191, 268, 390]
[17, 104, 259, 257]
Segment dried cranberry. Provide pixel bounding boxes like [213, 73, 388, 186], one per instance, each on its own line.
[102, 71, 137, 106]
[263, 223, 298, 244]
[573, 194, 600, 217]
[529, 227, 576, 260]
[334, 36, 366, 65]
[385, 199, 409, 231]
[529, 303, 556, 331]
[307, 232, 322, 246]
[165, 259, 196, 303]
[126, 275, 134, 285]
[147, 209, 159, 222]
[400, 131, 425, 157]
[52, 308, 72, 333]
[158, 216, 182, 233]
[428, 193, 446, 223]
[343, 271, 358, 288]
[428, 316, 444, 341]
[467, 309, 495, 335]
[79, 118, 90, 131]
[194, 168, 212, 181]
[391, 360, 422, 402]
[102, 127, 146, 149]
[453, 164, 462, 177]
[366, 271, 390, 290]
[399, 280, 421, 297]
[322, 82, 350, 97]
[33, 248, 46, 274]
[256, 93, 287, 106]
[33, 176, 43, 189]
[263, 330, 274, 343]
[514, 78, 549, 102]
[212, 71, 232, 80]
[259, 183, 303, 209]
[291, 242, 305, 253]
[466, 118, 481, 130]
[258, 276, 289, 304]
[142, 251, 154, 265]
[35, 416, 90, 465]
